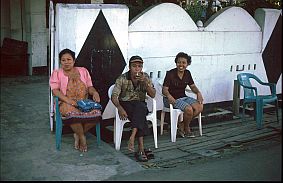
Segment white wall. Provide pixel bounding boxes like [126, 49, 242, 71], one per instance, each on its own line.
[128, 3, 281, 110]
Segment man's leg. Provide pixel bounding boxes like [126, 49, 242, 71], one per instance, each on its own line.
[183, 105, 194, 134]
[128, 128, 137, 152]
[138, 136, 144, 153]
[191, 103, 203, 118]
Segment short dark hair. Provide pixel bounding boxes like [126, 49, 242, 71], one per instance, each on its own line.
[59, 48, 75, 60]
[174, 52, 191, 65]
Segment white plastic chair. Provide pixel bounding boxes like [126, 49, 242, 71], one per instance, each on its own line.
[160, 87, 203, 143]
[108, 85, 158, 150]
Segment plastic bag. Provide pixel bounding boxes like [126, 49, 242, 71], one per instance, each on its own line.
[77, 99, 102, 112]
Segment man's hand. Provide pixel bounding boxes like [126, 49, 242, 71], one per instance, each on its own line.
[117, 106, 128, 120]
[167, 95, 176, 105]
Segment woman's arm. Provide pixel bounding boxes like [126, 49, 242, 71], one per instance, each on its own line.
[88, 86, 100, 103]
[52, 89, 77, 106]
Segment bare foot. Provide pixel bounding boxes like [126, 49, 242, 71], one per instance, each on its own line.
[127, 137, 135, 152]
[73, 133, 79, 150]
[79, 135, 87, 152]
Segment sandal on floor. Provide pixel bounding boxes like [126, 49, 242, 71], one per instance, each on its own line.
[144, 148, 154, 159]
[177, 129, 185, 138]
[135, 151, 148, 162]
[185, 131, 196, 138]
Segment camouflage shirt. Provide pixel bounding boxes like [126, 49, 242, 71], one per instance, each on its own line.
[112, 71, 154, 102]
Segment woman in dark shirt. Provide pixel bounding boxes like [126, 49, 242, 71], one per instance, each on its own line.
[162, 52, 204, 137]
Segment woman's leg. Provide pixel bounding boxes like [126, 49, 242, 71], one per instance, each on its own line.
[83, 123, 96, 133]
[70, 123, 87, 152]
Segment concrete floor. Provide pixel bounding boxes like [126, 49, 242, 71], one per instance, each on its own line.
[0, 76, 281, 181]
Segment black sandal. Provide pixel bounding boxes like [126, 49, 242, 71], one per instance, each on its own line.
[144, 148, 154, 159]
[135, 151, 148, 162]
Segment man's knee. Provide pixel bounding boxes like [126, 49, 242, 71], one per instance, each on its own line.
[193, 104, 203, 115]
[184, 106, 193, 116]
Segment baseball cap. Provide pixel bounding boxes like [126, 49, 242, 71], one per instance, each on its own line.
[129, 55, 143, 64]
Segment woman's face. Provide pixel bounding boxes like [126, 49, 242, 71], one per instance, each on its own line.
[60, 53, 75, 71]
[176, 57, 188, 72]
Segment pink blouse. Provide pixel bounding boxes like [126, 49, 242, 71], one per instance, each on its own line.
[49, 67, 93, 95]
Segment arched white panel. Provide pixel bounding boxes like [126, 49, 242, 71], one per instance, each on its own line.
[204, 7, 261, 31]
[129, 3, 197, 32]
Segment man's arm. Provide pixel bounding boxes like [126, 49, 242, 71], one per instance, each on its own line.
[162, 86, 176, 105]
[189, 84, 203, 104]
[111, 86, 128, 120]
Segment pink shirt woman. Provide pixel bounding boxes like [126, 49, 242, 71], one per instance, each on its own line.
[49, 48, 101, 152]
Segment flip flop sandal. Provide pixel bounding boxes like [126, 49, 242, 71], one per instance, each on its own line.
[135, 152, 148, 162]
[144, 148, 154, 159]
[177, 129, 185, 138]
[185, 131, 196, 138]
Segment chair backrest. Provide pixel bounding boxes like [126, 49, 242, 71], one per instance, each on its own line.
[108, 84, 115, 99]
[237, 73, 257, 98]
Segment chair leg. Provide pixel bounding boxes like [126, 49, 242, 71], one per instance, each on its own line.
[275, 100, 279, 123]
[242, 102, 246, 122]
[96, 123, 101, 146]
[160, 111, 165, 135]
[113, 119, 116, 145]
[198, 112, 202, 136]
[115, 121, 123, 150]
[171, 111, 179, 143]
[55, 114, 62, 151]
[256, 99, 264, 129]
[152, 119, 158, 148]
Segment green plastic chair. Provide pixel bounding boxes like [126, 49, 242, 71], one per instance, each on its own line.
[237, 73, 279, 129]
[54, 96, 101, 150]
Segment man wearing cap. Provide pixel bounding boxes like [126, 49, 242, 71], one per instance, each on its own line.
[111, 55, 156, 162]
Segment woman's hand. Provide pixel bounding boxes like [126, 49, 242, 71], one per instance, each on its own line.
[92, 91, 100, 103]
[67, 98, 77, 107]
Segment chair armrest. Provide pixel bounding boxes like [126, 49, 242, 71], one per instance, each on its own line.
[239, 83, 257, 90]
[268, 83, 276, 96]
[238, 83, 258, 96]
[254, 77, 276, 93]
[146, 95, 157, 114]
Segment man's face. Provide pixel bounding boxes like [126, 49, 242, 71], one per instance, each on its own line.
[130, 62, 143, 76]
[176, 57, 188, 72]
